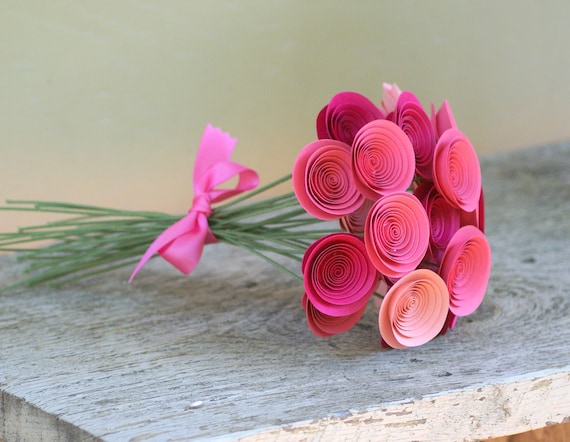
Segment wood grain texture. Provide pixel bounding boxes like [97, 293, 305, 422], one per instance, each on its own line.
[1, 142, 570, 441]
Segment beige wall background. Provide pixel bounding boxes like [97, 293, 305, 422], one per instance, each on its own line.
[1, 1, 569, 230]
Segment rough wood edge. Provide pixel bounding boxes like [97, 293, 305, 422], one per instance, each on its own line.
[234, 368, 570, 442]
[0, 390, 102, 442]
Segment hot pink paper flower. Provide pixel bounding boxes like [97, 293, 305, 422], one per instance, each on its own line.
[316, 91, 385, 146]
[433, 128, 482, 213]
[339, 198, 374, 234]
[417, 184, 462, 263]
[393, 92, 436, 179]
[293, 139, 364, 220]
[430, 100, 457, 140]
[439, 225, 491, 317]
[380, 82, 402, 114]
[364, 192, 430, 279]
[379, 269, 450, 348]
[439, 310, 458, 336]
[351, 119, 416, 200]
[460, 188, 485, 233]
[302, 233, 379, 317]
[302, 294, 367, 338]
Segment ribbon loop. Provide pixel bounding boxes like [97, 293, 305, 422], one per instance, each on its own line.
[129, 124, 259, 282]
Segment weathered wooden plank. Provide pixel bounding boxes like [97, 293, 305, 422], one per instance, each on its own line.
[1, 141, 569, 441]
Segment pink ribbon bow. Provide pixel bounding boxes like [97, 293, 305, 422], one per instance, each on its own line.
[129, 124, 259, 282]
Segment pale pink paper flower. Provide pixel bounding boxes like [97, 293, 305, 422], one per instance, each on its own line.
[293, 139, 364, 220]
[302, 294, 367, 337]
[302, 233, 379, 317]
[439, 225, 491, 317]
[433, 128, 482, 213]
[364, 192, 430, 279]
[339, 198, 374, 234]
[393, 92, 436, 179]
[430, 100, 457, 140]
[380, 83, 402, 114]
[351, 119, 416, 200]
[316, 91, 385, 146]
[379, 269, 450, 348]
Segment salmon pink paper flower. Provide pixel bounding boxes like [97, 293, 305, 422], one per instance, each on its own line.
[433, 128, 482, 212]
[364, 192, 430, 279]
[439, 225, 491, 316]
[431, 100, 457, 139]
[351, 119, 416, 199]
[379, 269, 450, 348]
[316, 91, 385, 146]
[293, 139, 364, 220]
[302, 232, 379, 317]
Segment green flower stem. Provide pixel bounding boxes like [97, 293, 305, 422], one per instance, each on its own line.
[0, 173, 341, 289]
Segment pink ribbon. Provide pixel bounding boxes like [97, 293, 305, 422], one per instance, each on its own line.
[129, 124, 259, 282]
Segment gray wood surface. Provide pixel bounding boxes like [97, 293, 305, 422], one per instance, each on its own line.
[1, 142, 570, 441]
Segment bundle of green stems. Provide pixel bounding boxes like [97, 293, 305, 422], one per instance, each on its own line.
[0, 174, 337, 291]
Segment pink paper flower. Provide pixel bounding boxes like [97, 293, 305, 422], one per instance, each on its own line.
[302, 232, 379, 317]
[380, 82, 402, 114]
[364, 192, 430, 279]
[439, 225, 491, 317]
[430, 100, 457, 140]
[460, 188, 486, 233]
[316, 91, 385, 146]
[416, 183, 462, 263]
[378, 269, 450, 348]
[339, 198, 374, 234]
[433, 128, 482, 213]
[351, 119, 416, 200]
[302, 294, 367, 337]
[439, 310, 458, 336]
[393, 92, 436, 179]
[293, 139, 364, 220]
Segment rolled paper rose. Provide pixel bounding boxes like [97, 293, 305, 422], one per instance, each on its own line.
[419, 184, 462, 263]
[339, 198, 374, 234]
[316, 91, 385, 146]
[380, 82, 402, 114]
[302, 294, 367, 338]
[430, 100, 457, 140]
[351, 119, 416, 200]
[433, 128, 482, 213]
[379, 269, 450, 349]
[460, 188, 485, 233]
[302, 232, 379, 317]
[393, 92, 436, 179]
[439, 225, 491, 317]
[439, 310, 458, 336]
[293, 139, 364, 220]
[364, 192, 430, 279]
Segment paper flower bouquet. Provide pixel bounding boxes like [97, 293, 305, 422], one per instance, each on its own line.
[0, 83, 491, 349]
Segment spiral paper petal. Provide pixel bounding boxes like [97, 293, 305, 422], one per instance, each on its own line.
[339, 198, 374, 234]
[302, 294, 367, 337]
[317, 91, 385, 146]
[364, 192, 430, 279]
[303, 233, 379, 317]
[433, 128, 482, 212]
[293, 139, 364, 220]
[379, 269, 450, 348]
[439, 225, 491, 316]
[351, 119, 416, 199]
[394, 93, 436, 179]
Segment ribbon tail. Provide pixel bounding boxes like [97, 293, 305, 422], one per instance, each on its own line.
[128, 215, 197, 283]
